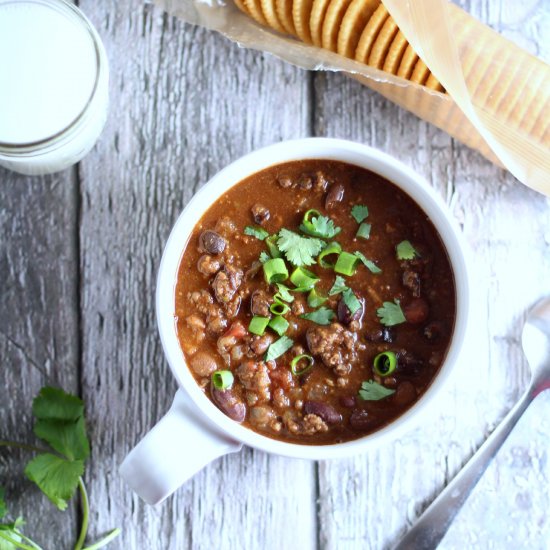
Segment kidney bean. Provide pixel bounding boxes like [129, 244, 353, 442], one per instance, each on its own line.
[337, 296, 364, 325]
[423, 321, 443, 342]
[303, 401, 342, 424]
[199, 230, 226, 255]
[211, 388, 246, 422]
[349, 409, 372, 430]
[403, 298, 429, 324]
[393, 381, 417, 407]
[325, 183, 344, 209]
[339, 395, 356, 408]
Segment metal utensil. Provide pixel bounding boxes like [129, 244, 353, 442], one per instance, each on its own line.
[394, 298, 550, 550]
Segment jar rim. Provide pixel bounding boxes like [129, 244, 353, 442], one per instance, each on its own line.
[0, 0, 104, 152]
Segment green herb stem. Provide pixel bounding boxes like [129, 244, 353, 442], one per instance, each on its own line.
[0, 440, 51, 455]
[0, 531, 40, 550]
[73, 478, 89, 550]
[81, 528, 122, 550]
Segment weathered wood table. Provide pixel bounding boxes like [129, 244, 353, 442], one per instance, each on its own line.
[1, 0, 549, 548]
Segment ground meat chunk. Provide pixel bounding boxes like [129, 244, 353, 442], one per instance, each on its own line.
[205, 305, 227, 335]
[302, 414, 329, 435]
[214, 216, 237, 237]
[306, 323, 356, 374]
[277, 174, 293, 188]
[402, 270, 421, 297]
[212, 265, 243, 304]
[236, 360, 271, 403]
[249, 406, 275, 428]
[249, 333, 274, 355]
[273, 387, 290, 409]
[189, 290, 214, 314]
[291, 297, 305, 316]
[250, 289, 272, 317]
[197, 254, 222, 276]
[185, 314, 206, 340]
[251, 204, 270, 225]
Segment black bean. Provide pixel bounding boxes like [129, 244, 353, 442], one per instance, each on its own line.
[349, 409, 372, 430]
[325, 183, 345, 209]
[337, 297, 364, 325]
[251, 204, 270, 225]
[199, 230, 226, 255]
[423, 321, 443, 342]
[303, 401, 342, 424]
[339, 395, 356, 408]
[211, 388, 246, 422]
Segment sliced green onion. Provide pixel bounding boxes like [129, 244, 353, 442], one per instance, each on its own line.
[248, 315, 270, 335]
[276, 283, 295, 303]
[304, 209, 322, 224]
[307, 288, 327, 308]
[265, 335, 294, 362]
[373, 351, 397, 377]
[318, 241, 342, 268]
[299, 209, 341, 239]
[290, 354, 314, 376]
[334, 251, 360, 276]
[342, 288, 361, 315]
[270, 296, 291, 316]
[266, 234, 282, 258]
[290, 266, 319, 289]
[268, 315, 289, 336]
[212, 370, 234, 390]
[356, 223, 371, 240]
[263, 258, 288, 284]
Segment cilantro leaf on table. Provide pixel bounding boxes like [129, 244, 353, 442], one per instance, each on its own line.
[299, 213, 341, 239]
[354, 251, 381, 274]
[244, 225, 269, 241]
[328, 275, 348, 296]
[32, 387, 89, 461]
[351, 204, 369, 224]
[396, 240, 419, 260]
[377, 300, 406, 326]
[24, 454, 84, 511]
[300, 307, 336, 325]
[277, 229, 324, 267]
[342, 288, 361, 315]
[358, 380, 396, 401]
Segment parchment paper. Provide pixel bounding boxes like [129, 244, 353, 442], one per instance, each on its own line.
[154, 0, 550, 195]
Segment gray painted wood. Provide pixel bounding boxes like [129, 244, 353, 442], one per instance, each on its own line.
[0, 0, 548, 548]
[0, 168, 79, 547]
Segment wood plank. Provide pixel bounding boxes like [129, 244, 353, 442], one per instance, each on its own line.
[77, 2, 317, 548]
[0, 168, 79, 547]
[313, 0, 550, 546]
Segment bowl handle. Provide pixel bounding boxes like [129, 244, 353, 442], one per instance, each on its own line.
[119, 389, 242, 505]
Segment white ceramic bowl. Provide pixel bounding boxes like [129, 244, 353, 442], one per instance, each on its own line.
[121, 138, 470, 505]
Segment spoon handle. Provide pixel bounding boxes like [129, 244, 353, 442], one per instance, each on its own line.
[394, 389, 533, 550]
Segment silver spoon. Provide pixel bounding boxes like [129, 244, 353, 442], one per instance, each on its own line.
[394, 298, 550, 549]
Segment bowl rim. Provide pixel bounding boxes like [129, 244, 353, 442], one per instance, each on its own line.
[156, 137, 471, 460]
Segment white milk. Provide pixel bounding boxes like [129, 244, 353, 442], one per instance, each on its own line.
[0, 0, 109, 175]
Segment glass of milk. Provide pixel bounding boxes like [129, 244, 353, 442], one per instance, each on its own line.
[0, 0, 109, 175]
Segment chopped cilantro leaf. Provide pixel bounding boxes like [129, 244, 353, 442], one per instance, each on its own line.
[354, 251, 382, 274]
[358, 380, 396, 401]
[396, 240, 419, 260]
[342, 288, 361, 315]
[265, 335, 294, 362]
[351, 204, 369, 224]
[377, 300, 406, 326]
[300, 307, 336, 325]
[300, 212, 341, 239]
[259, 251, 270, 264]
[277, 229, 324, 267]
[328, 275, 348, 296]
[244, 225, 269, 241]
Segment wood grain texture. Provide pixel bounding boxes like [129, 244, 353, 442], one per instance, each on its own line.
[0, 168, 79, 547]
[0, 0, 548, 548]
[76, 2, 315, 548]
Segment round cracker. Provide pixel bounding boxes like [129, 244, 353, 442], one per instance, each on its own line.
[425, 73, 444, 92]
[337, 0, 380, 58]
[244, 0, 268, 25]
[233, 0, 249, 15]
[382, 29, 407, 74]
[293, 0, 315, 43]
[321, 0, 354, 52]
[410, 58, 430, 85]
[354, 4, 388, 63]
[261, 0, 287, 33]
[368, 16, 398, 69]
[397, 44, 418, 79]
[310, 0, 332, 47]
[276, 0, 297, 35]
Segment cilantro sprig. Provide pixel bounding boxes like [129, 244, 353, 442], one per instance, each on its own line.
[377, 300, 406, 326]
[299, 210, 341, 239]
[244, 225, 269, 241]
[300, 307, 336, 325]
[351, 204, 369, 224]
[277, 229, 324, 267]
[396, 240, 419, 260]
[0, 387, 121, 550]
[358, 380, 396, 401]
